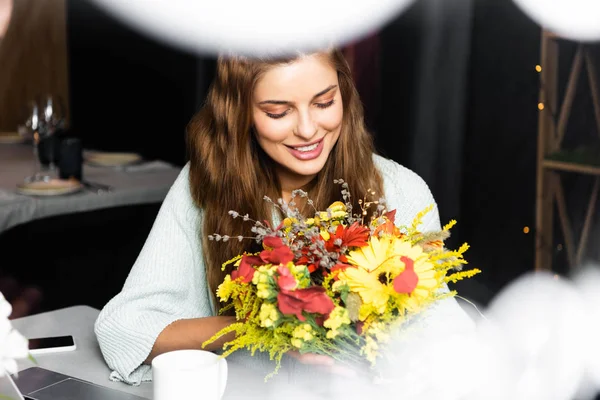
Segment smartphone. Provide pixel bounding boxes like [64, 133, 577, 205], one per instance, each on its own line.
[27, 335, 76, 355]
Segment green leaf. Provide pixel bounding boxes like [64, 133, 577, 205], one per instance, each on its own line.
[338, 284, 350, 304]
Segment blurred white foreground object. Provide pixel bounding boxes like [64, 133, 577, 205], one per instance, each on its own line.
[572, 266, 600, 399]
[88, 0, 415, 56]
[0, 291, 29, 377]
[467, 272, 588, 400]
[513, 0, 600, 41]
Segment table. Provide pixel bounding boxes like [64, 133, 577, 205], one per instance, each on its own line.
[13, 306, 152, 398]
[12, 306, 342, 400]
[0, 143, 181, 234]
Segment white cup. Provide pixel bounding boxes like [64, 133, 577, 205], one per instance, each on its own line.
[152, 349, 228, 400]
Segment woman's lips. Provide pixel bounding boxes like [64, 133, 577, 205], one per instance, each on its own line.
[285, 138, 325, 161]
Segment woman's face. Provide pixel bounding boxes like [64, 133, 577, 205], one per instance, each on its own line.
[0, 0, 13, 37]
[252, 53, 343, 193]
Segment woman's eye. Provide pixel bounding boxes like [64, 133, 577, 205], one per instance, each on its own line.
[266, 109, 290, 119]
[315, 99, 335, 109]
[264, 100, 333, 119]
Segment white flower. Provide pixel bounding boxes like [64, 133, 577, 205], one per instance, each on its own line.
[0, 292, 29, 377]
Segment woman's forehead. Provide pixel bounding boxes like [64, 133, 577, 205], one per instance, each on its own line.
[253, 54, 338, 102]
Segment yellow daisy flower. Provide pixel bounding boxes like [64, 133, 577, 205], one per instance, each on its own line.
[343, 235, 443, 315]
[335, 267, 394, 316]
[347, 236, 421, 273]
[395, 257, 441, 312]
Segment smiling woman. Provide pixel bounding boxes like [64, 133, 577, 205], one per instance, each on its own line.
[252, 54, 344, 199]
[186, 50, 384, 309]
[94, 48, 473, 386]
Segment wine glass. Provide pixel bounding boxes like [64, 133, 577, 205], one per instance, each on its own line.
[38, 95, 62, 171]
[24, 100, 45, 182]
[23, 96, 66, 183]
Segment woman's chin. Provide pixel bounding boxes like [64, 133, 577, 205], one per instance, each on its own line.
[288, 157, 329, 178]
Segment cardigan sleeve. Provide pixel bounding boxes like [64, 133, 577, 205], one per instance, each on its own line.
[94, 163, 214, 385]
[373, 154, 441, 232]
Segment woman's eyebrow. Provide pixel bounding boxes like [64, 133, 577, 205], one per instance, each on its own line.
[311, 84, 338, 99]
[258, 84, 338, 105]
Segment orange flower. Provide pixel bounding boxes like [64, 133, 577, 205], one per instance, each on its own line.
[373, 210, 404, 237]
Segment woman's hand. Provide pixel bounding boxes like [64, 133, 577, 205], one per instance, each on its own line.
[287, 351, 358, 377]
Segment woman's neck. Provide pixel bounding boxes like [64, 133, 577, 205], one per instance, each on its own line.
[278, 171, 316, 204]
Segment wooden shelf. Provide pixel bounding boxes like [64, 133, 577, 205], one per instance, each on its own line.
[544, 146, 600, 175]
[535, 35, 600, 271]
[543, 159, 600, 176]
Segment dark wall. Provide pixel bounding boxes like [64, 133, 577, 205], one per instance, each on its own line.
[378, 0, 543, 301]
[378, 4, 423, 163]
[66, 0, 204, 166]
[460, 0, 540, 293]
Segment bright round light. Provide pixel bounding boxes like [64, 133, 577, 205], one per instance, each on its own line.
[513, 0, 600, 41]
[480, 272, 588, 400]
[88, 0, 415, 56]
[573, 266, 600, 397]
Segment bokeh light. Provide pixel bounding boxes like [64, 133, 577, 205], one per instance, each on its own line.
[88, 0, 416, 56]
[513, 0, 600, 41]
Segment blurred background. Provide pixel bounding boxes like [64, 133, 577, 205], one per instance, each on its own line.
[0, 0, 598, 318]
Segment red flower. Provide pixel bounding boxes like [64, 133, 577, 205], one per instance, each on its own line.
[260, 236, 294, 266]
[325, 223, 370, 252]
[231, 255, 261, 283]
[262, 246, 294, 265]
[297, 254, 319, 273]
[296, 239, 320, 272]
[263, 236, 284, 249]
[339, 222, 370, 248]
[277, 286, 335, 321]
[277, 265, 297, 290]
[393, 256, 419, 294]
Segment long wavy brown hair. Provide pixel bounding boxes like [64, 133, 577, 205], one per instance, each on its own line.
[186, 49, 383, 310]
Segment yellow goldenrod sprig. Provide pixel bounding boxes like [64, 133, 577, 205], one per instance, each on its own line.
[408, 204, 434, 235]
[443, 219, 457, 231]
[445, 268, 482, 284]
[221, 254, 244, 271]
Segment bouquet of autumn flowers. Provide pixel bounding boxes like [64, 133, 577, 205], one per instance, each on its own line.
[204, 181, 480, 379]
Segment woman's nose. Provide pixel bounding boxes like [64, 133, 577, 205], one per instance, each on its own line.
[293, 110, 318, 140]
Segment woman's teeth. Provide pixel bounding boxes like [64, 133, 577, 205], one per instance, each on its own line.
[295, 142, 319, 152]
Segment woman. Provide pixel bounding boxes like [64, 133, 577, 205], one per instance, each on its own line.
[95, 49, 472, 385]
